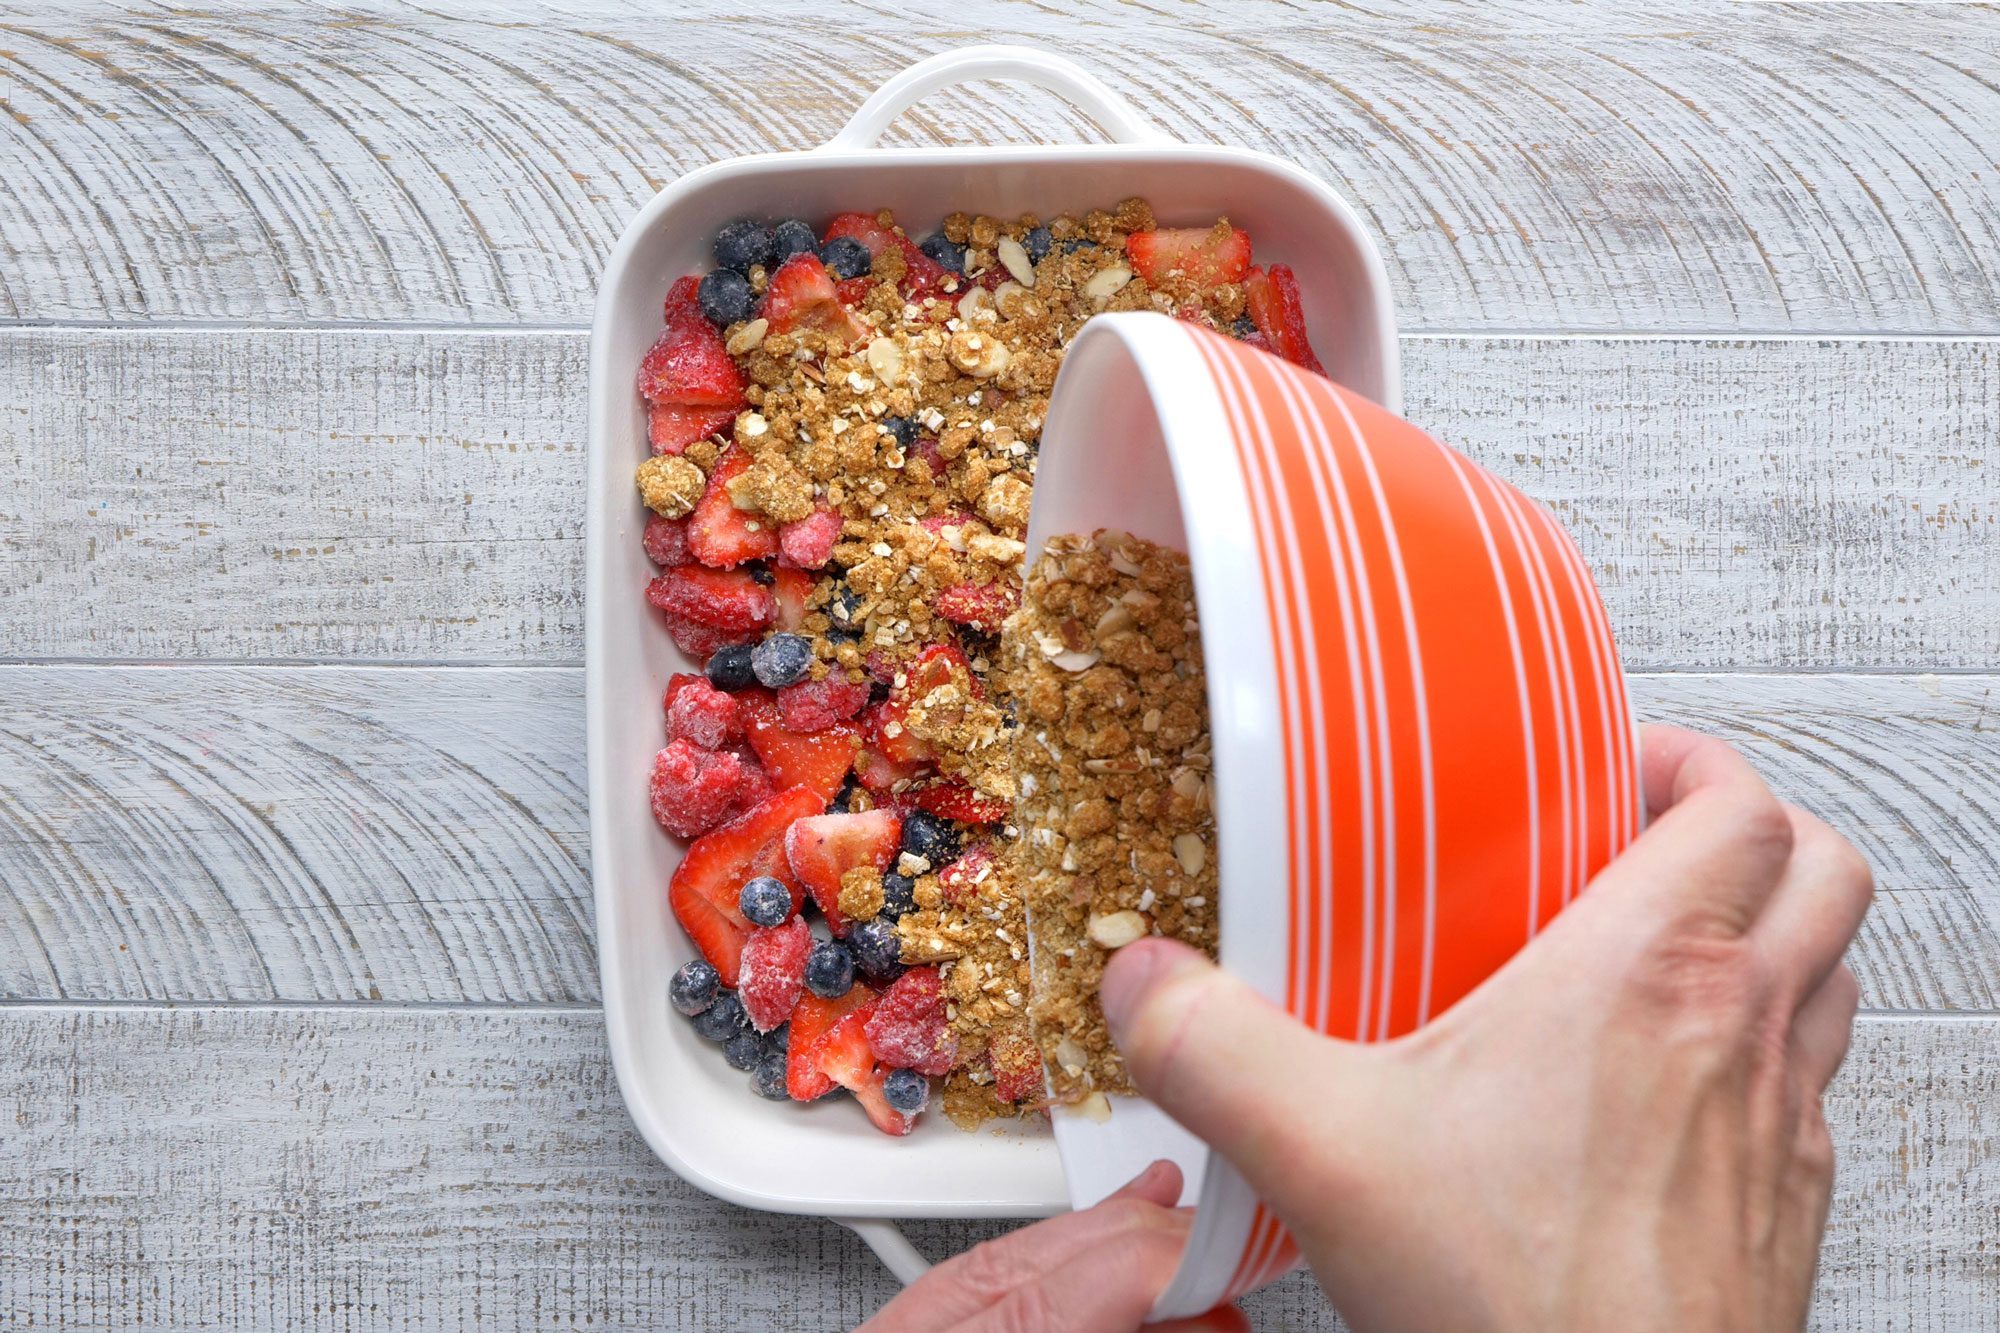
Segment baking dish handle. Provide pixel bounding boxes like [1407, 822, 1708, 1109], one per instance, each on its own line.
[837, 1217, 933, 1285]
[827, 45, 1173, 150]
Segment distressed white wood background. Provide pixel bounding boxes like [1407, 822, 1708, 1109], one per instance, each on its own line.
[0, 2, 1995, 1329]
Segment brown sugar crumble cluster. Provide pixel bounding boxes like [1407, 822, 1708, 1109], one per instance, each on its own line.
[1002, 530, 1218, 1107]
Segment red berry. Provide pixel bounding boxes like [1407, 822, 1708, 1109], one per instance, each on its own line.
[777, 506, 842, 570]
[637, 316, 748, 409]
[643, 514, 692, 567]
[787, 984, 877, 1101]
[815, 1005, 917, 1136]
[646, 565, 774, 632]
[989, 1025, 1043, 1105]
[760, 253, 869, 346]
[910, 437, 946, 479]
[784, 807, 902, 935]
[687, 447, 782, 567]
[1244, 264, 1325, 375]
[937, 844, 996, 907]
[667, 785, 820, 985]
[664, 674, 742, 749]
[649, 739, 753, 840]
[771, 566, 815, 632]
[657, 609, 753, 661]
[913, 781, 1009, 825]
[777, 673, 871, 733]
[739, 691, 860, 804]
[648, 402, 738, 456]
[661, 274, 703, 325]
[1126, 226, 1254, 289]
[738, 916, 811, 1032]
[864, 965, 956, 1077]
[933, 579, 1020, 633]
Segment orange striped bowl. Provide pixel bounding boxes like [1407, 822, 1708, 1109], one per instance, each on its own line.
[1026, 312, 1643, 1319]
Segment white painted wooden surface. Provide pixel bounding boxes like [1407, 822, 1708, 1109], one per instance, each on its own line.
[5, 331, 1994, 667]
[1, 1, 1994, 1328]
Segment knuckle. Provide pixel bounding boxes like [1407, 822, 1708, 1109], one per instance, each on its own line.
[1795, 1108, 1837, 1185]
[950, 1238, 1026, 1303]
[1735, 793, 1797, 863]
[1628, 931, 1766, 1036]
[988, 1283, 1062, 1333]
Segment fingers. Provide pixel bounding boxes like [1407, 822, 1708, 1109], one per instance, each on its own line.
[1609, 725, 1795, 934]
[1153, 1308, 1253, 1333]
[1752, 807, 1874, 1008]
[863, 1162, 1186, 1330]
[953, 1218, 1195, 1333]
[1789, 964, 1860, 1096]
[1101, 938, 1353, 1202]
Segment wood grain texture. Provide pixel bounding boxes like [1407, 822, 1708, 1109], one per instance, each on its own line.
[0, 1, 1994, 332]
[1, 666, 1992, 1010]
[5, 329, 1994, 668]
[0, 1006, 1989, 1332]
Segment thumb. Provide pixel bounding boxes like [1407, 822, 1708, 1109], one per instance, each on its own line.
[1101, 938, 1351, 1192]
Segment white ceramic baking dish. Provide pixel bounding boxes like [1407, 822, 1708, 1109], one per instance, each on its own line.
[586, 44, 1399, 1287]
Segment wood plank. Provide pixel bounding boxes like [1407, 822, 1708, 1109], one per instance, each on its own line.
[0, 1, 1993, 331]
[1, 667, 1992, 1010]
[4, 330, 1994, 667]
[0, 1006, 1988, 1331]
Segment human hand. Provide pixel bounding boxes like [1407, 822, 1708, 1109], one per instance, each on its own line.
[1100, 725, 1872, 1333]
[858, 1159, 1246, 1332]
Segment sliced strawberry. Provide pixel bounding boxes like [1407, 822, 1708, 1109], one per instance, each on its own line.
[664, 673, 741, 749]
[739, 916, 811, 1032]
[662, 274, 703, 325]
[1243, 264, 1325, 375]
[771, 566, 814, 631]
[657, 609, 754, 661]
[988, 1024, 1043, 1105]
[739, 691, 860, 803]
[853, 713, 932, 796]
[787, 984, 876, 1101]
[666, 785, 821, 985]
[862, 696, 932, 769]
[760, 253, 869, 346]
[646, 565, 774, 633]
[869, 641, 983, 766]
[933, 579, 1020, 634]
[937, 843, 996, 907]
[822, 212, 954, 300]
[816, 1006, 917, 1136]
[864, 965, 955, 1077]
[910, 436, 946, 480]
[1126, 225, 1253, 289]
[637, 316, 748, 409]
[649, 402, 738, 456]
[784, 808, 902, 935]
[687, 447, 782, 568]
[778, 505, 842, 570]
[643, 514, 692, 567]
[649, 739, 754, 840]
[914, 780, 1009, 825]
[917, 510, 978, 538]
[777, 673, 871, 733]
[835, 275, 873, 306]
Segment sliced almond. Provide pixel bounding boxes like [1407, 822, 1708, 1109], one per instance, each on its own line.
[1094, 603, 1136, 638]
[1108, 547, 1144, 577]
[955, 284, 994, 322]
[1083, 263, 1133, 306]
[1069, 1091, 1113, 1123]
[1170, 768, 1205, 800]
[993, 279, 1031, 318]
[1173, 833, 1208, 876]
[725, 317, 768, 356]
[1142, 708, 1163, 734]
[1087, 910, 1149, 950]
[1051, 649, 1100, 673]
[1054, 1036, 1089, 1077]
[996, 235, 1036, 287]
[866, 336, 905, 386]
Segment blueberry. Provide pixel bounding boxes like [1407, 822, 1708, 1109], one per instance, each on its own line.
[900, 810, 961, 868]
[739, 875, 793, 928]
[879, 872, 916, 920]
[1022, 227, 1053, 263]
[698, 268, 756, 327]
[881, 415, 919, 449]
[819, 236, 873, 282]
[767, 1022, 790, 1055]
[804, 939, 855, 999]
[751, 633, 814, 688]
[1230, 316, 1259, 340]
[714, 219, 775, 274]
[691, 989, 748, 1041]
[746, 563, 775, 587]
[772, 219, 818, 266]
[883, 1067, 930, 1115]
[723, 1028, 768, 1072]
[752, 1050, 791, 1100]
[1060, 237, 1100, 255]
[670, 959, 721, 1016]
[918, 234, 966, 274]
[706, 643, 758, 692]
[848, 917, 904, 983]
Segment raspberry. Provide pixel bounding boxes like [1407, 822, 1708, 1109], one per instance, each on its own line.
[738, 917, 811, 1032]
[933, 579, 1021, 633]
[656, 608, 753, 661]
[989, 1025, 1043, 1104]
[937, 844, 995, 907]
[777, 506, 842, 570]
[776, 674, 871, 732]
[664, 674, 742, 749]
[646, 566, 775, 632]
[723, 757, 777, 819]
[643, 514, 692, 567]
[864, 965, 955, 1076]
[649, 739, 753, 839]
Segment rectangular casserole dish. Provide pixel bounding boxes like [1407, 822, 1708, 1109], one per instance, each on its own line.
[586, 44, 1399, 1245]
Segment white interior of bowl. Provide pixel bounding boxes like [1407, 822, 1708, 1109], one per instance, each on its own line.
[587, 144, 1396, 1219]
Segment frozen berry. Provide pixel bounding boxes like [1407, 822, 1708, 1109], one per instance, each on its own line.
[698, 268, 756, 327]
[847, 917, 904, 983]
[670, 958, 721, 1016]
[665, 674, 742, 750]
[883, 1067, 929, 1115]
[918, 234, 966, 274]
[804, 939, 855, 999]
[818, 236, 872, 281]
[777, 674, 871, 732]
[723, 1027, 768, 1072]
[752, 633, 814, 688]
[714, 219, 775, 274]
[1230, 316, 1258, 339]
[1023, 226, 1053, 263]
[882, 415, 919, 449]
[879, 872, 916, 920]
[826, 582, 862, 632]
[650, 740, 753, 839]
[900, 810, 961, 868]
[1060, 237, 1100, 254]
[643, 514, 692, 567]
[767, 1022, 790, 1054]
[865, 965, 954, 1076]
[772, 219, 818, 266]
[738, 875, 792, 928]
[777, 506, 841, 570]
[691, 989, 747, 1041]
[752, 1050, 791, 1100]
[706, 643, 758, 692]
[647, 565, 774, 633]
[739, 916, 811, 1031]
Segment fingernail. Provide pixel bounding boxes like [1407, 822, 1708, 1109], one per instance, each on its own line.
[1099, 937, 1186, 1032]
